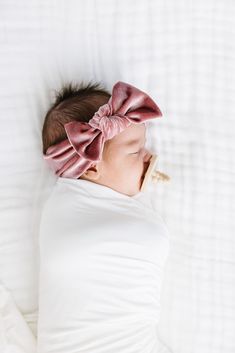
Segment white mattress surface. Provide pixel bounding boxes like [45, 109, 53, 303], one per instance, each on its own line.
[0, 1, 234, 352]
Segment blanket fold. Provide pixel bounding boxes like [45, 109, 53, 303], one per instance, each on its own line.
[0, 283, 37, 353]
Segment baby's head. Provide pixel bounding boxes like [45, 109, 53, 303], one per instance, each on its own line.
[42, 81, 163, 197]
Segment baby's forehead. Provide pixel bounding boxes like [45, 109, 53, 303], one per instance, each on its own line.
[113, 123, 146, 146]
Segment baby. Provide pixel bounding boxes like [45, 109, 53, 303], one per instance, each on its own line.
[42, 81, 169, 197]
[38, 81, 172, 353]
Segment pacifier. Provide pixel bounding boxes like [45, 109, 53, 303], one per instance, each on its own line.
[140, 154, 170, 192]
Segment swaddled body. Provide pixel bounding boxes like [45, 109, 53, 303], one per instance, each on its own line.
[37, 177, 171, 353]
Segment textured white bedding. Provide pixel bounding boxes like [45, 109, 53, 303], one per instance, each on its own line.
[0, 1, 234, 352]
[0, 284, 36, 353]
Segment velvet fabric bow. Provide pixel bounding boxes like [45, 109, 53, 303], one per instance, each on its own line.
[43, 81, 162, 179]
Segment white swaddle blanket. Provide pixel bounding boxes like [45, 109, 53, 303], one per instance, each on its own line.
[37, 177, 172, 353]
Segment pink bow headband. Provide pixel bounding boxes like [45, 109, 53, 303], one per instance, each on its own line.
[43, 81, 162, 179]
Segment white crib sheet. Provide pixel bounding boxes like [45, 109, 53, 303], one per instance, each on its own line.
[0, 1, 234, 352]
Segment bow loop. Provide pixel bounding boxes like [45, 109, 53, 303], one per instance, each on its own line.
[64, 121, 104, 161]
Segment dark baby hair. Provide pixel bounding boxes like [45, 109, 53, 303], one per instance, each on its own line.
[42, 80, 111, 154]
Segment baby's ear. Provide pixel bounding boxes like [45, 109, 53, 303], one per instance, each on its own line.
[83, 163, 101, 180]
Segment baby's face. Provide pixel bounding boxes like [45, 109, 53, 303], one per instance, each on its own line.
[81, 123, 153, 196]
